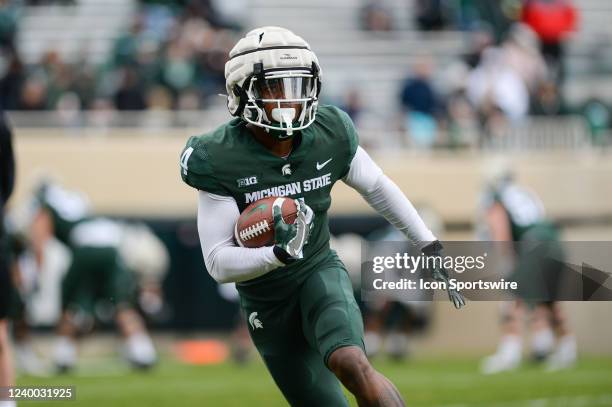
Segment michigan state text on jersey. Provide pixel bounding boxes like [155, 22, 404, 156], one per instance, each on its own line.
[180, 26, 464, 407]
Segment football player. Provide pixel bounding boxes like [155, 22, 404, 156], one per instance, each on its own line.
[7, 217, 168, 375]
[180, 26, 465, 406]
[478, 163, 576, 374]
[28, 182, 157, 372]
[0, 114, 16, 407]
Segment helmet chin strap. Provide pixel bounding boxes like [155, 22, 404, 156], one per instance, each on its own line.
[265, 127, 292, 140]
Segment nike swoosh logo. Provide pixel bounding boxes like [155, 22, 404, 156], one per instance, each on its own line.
[316, 158, 332, 170]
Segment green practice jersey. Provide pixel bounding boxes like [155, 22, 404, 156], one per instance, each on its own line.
[180, 105, 359, 301]
[36, 184, 90, 246]
[36, 185, 124, 250]
[483, 182, 559, 241]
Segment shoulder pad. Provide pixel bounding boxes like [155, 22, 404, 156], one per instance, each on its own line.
[180, 135, 228, 195]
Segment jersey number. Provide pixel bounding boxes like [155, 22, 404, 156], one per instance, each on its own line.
[180, 147, 194, 175]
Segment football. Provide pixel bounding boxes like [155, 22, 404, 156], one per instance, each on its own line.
[234, 197, 299, 248]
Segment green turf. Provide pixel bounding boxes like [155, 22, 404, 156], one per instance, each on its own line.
[17, 356, 612, 406]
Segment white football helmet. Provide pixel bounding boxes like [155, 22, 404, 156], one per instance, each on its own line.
[224, 26, 322, 138]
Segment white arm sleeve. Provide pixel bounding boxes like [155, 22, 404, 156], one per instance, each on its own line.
[197, 191, 284, 283]
[343, 146, 437, 246]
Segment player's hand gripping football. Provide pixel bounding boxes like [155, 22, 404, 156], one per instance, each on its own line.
[422, 241, 466, 309]
[272, 200, 314, 262]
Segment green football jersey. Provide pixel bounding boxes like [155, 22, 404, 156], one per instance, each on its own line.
[484, 182, 559, 241]
[36, 185, 90, 247]
[36, 185, 124, 250]
[180, 105, 359, 301]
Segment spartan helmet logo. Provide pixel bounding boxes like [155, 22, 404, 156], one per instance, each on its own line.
[282, 164, 292, 176]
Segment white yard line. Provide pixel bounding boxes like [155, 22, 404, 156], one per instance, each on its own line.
[434, 394, 612, 407]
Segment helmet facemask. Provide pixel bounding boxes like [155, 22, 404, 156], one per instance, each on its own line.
[242, 66, 319, 139]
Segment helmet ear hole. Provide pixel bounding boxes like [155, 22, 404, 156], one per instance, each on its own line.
[311, 61, 319, 75]
[232, 84, 243, 98]
[231, 84, 249, 117]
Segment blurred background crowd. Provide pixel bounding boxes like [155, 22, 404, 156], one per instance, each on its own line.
[3, 0, 612, 149]
[0, 0, 240, 112]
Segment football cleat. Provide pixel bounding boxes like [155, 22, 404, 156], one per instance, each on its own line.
[480, 335, 522, 374]
[545, 336, 577, 372]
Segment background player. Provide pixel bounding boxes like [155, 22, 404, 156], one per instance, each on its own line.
[0, 114, 16, 407]
[5, 217, 168, 375]
[27, 181, 157, 372]
[479, 163, 576, 374]
[181, 26, 464, 406]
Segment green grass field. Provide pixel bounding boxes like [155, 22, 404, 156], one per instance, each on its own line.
[17, 356, 612, 406]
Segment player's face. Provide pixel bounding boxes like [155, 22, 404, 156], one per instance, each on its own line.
[253, 77, 312, 124]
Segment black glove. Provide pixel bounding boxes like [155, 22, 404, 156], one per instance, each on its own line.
[422, 241, 466, 309]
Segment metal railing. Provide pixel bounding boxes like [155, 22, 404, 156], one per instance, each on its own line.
[483, 116, 592, 150]
[7, 110, 598, 151]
